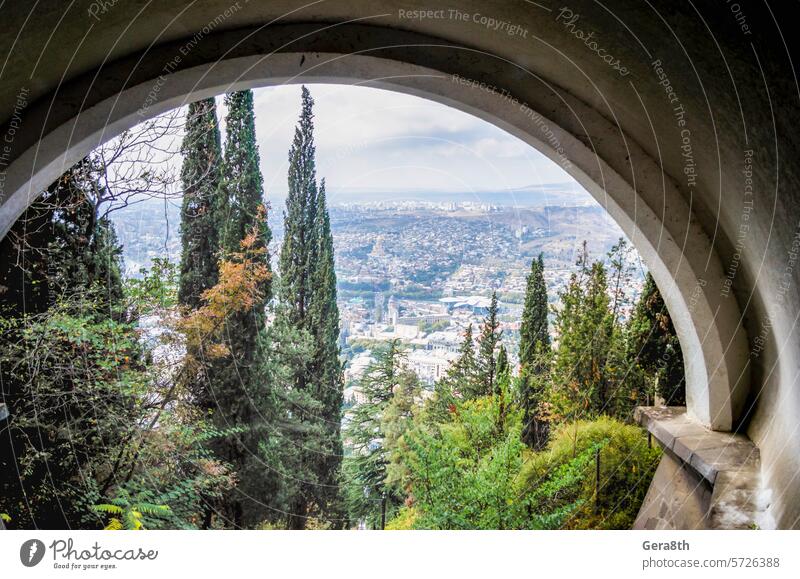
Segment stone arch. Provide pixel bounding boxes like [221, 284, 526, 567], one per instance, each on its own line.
[0, 23, 749, 434]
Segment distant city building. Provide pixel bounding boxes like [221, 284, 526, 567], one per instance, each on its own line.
[374, 291, 385, 322]
[426, 330, 463, 354]
[387, 295, 400, 326]
[404, 350, 459, 385]
[370, 235, 387, 257]
[440, 295, 493, 315]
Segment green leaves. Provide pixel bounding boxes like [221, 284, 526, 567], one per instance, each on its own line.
[343, 341, 419, 527]
[401, 396, 528, 529]
[520, 417, 661, 529]
[126, 258, 178, 313]
[93, 490, 172, 530]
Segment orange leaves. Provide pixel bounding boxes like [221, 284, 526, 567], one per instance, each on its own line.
[178, 213, 271, 361]
[206, 343, 230, 359]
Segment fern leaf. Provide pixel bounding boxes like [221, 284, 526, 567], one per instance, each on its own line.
[93, 504, 124, 515]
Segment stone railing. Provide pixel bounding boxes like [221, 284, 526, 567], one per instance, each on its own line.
[633, 406, 769, 530]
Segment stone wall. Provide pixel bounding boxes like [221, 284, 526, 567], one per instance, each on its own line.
[635, 452, 712, 530]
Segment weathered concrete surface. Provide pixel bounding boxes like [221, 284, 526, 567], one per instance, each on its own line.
[0, 1, 797, 527]
[634, 451, 712, 530]
[636, 407, 767, 529]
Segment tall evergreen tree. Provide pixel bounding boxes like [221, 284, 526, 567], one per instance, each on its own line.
[519, 253, 551, 449]
[178, 98, 224, 309]
[448, 323, 478, 397]
[308, 179, 345, 519]
[495, 344, 512, 433]
[496, 344, 510, 383]
[626, 272, 686, 405]
[278, 86, 317, 326]
[202, 90, 273, 528]
[221, 90, 272, 262]
[553, 254, 614, 418]
[520, 254, 550, 366]
[277, 86, 343, 529]
[428, 324, 476, 424]
[344, 341, 418, 528]
[470, 291, 501, 399]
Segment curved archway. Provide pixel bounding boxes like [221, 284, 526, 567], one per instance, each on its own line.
[0, 24, 749, 435]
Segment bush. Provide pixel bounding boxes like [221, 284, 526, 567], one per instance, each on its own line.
[520, 416, 661, 529]
[385, 507, 418, 530]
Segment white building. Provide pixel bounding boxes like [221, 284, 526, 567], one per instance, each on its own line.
[404, 350, 459, 385]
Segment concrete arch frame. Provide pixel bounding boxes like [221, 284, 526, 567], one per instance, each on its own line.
[0, 23, 749, 431]
[3, 3, 797, 526]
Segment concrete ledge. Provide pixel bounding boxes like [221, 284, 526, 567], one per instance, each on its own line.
[635, 406, 766, 529]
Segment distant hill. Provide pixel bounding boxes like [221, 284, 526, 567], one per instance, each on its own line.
[108, 189, 630, 276]
[324, 182, 588, 207]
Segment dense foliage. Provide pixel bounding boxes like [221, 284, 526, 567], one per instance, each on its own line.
[344, 240, 676, 530]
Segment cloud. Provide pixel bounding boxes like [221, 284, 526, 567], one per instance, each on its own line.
[249, 84, 577, 200]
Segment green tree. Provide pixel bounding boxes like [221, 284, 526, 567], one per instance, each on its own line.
[553, 246, 615, 418]
[308, 179, 345, 519]
[201, 89, 273, 528]
[470, 292, 501, 399]
[396, 396, 600, 530]
[276, 86, 343, 528]
[495, 344, 512, 434]
[177, 97, 224, 309]
[626, 272, 686, 405]
[220, 90, 272, 262]
[519, 253, 551, 449]
[428, 324, 476, 423]
[252, 306, 317, 526]
[0, 164, 130, 528]
[343, 341, 419, 528]
[0, 294, 142, 529]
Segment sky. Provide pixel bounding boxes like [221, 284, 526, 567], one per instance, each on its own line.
[229, 84, 587, 204]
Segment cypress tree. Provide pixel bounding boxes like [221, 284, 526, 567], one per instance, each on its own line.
[278, 86, 317, 325]
[496, 344, 510, 383]
[277, 85, 318, 529]
[495, 344, 511, 433]
[519, 253, 551, 449]
[221, 90, 272, 262]
[626, 272, 685, 405]
[277, 86, 343, 529]
[308, 178, 344, 519]
[520, 254, 550, 367]
[178, 98, 224, 309]
[470, 291, 501, 399]
[205, 89, 273, 528]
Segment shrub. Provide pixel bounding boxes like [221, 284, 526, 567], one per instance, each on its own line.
[385, 507, 418, 530]
[520, 416, 661, 529]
